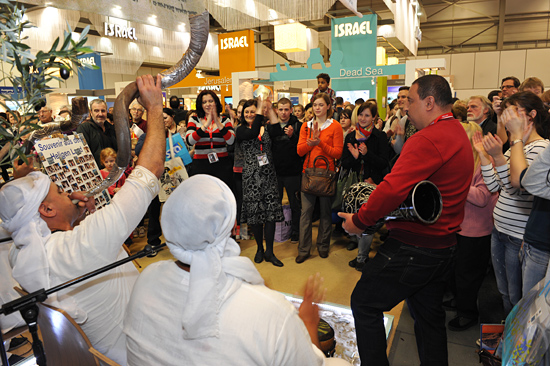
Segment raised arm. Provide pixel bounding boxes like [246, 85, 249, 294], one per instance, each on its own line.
[503, 108, 530, 188]
[135, 74, 165, 178]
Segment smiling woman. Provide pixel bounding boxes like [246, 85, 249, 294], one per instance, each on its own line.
[185, 90, 236, 191]
[236, 98, 284, 267]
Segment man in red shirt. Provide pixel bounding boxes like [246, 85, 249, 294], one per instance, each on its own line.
[339, 75, 473, 366]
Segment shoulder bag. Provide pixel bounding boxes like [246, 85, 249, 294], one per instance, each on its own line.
[159, 131, 189, 202]
[301, 125, 337, 196]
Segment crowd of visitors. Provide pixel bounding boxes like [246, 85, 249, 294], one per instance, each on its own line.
[1, 70, 550, 366]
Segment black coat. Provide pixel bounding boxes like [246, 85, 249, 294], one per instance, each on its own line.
[76, 119, 117, 168]
[341, 127, 391, 184]
[267, 115, 303, 176]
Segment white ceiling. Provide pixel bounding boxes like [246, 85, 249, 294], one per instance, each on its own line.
[245, 0, 550, 62]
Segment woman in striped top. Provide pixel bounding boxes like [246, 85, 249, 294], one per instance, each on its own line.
[475, 91, 549, 316]
[186, 90, 235, 190]
[500, 92, 550, 297]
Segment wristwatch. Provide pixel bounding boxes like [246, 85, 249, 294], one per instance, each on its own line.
[510, 139, 523, 146]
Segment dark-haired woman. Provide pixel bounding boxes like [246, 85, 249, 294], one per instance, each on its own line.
[185, 90, 235, 189]
[341, 102, 390, 271]
[495, 91, 550, 299]
[339, 109, 354, 141]
[477, 91, 549, 316]
[236, 99, 284, 267]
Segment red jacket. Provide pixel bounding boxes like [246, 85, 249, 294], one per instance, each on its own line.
[352, 117, 474, 248]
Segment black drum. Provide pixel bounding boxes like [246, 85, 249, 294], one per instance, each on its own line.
[342, 180, 442, 224]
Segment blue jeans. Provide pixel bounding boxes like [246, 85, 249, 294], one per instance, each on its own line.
[491, 228, 523, 316]
[357, 234, 374, 263]
[351, 237, 455, 366]
[521, 242, 550, 297]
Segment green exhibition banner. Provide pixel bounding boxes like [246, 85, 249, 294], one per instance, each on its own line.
[268, 15, 405, 92]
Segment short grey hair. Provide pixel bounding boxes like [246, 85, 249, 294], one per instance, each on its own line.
[90, 99, 107, 109]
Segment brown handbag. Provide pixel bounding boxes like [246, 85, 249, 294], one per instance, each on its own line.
[301, 154, 337, 196]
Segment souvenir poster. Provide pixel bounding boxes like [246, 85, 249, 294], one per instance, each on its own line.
[35, 134, 111, 209]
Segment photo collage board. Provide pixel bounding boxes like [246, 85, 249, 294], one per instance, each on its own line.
[35, 134, 111, 209]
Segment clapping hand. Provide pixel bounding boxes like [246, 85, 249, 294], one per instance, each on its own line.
[482, 132, 506, 166]
[298, 273, 325, 348]
[347, 142, 360, 159]
[284, 124, 294, 137]
[375, 117, 383, 130]
[358, 142, 367, 155]
[307, 121, 321, 146]
[472, 131, 491, 165]
[394, 123, 404, 137]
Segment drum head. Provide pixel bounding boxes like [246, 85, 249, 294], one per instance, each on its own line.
[342, 182, 377, 214]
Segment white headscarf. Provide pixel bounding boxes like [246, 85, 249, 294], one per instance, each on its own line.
[161, 174, 264, 340]
[0, 172, 85, 321]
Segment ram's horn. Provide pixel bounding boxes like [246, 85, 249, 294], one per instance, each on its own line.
[82, 11, 210, 200]
[14, 97, 90, 159]
[28, 97, 90, 146]
[342, 180, 443, 231]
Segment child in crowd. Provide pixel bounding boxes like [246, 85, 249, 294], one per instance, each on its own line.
[100, 147, 125, 196]
[293, 104, 305, 122]
[311, 73, 336, 105]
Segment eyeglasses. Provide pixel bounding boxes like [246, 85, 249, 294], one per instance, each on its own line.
[501, 85, 515, 90]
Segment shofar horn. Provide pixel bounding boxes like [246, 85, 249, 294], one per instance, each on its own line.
[83, 11, 210, 199]
[10, 97, 90, 159]
[342, 180, 443, 233]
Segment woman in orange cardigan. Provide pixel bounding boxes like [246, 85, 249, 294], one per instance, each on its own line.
[296, 93, 344, 263]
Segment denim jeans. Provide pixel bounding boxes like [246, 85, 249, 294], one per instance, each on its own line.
[521, 242, 550, 297]
[356, 234, 374, 263]
[491, 228, 523, 316]
[351, 237, 455, 366]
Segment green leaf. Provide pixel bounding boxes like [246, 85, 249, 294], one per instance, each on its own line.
[49, 37, 60, 53]
[80, 25, 90, 39]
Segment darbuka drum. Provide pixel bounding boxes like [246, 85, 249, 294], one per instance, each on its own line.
[342, 180, 443, 225]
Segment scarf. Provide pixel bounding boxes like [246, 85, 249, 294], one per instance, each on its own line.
[161, 174, 264, 339]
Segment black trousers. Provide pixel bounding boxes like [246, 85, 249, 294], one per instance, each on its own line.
[276, 174, 301, 237]
[452, 233, 492, 319]
[351, 237, 455, 366]
[147, 195, 162, 246]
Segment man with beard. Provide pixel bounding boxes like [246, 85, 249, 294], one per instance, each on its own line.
[467, 95, 496, 135]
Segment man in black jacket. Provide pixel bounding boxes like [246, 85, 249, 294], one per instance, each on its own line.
[267, 98, 302, 243]
[76, 99, 117, 168]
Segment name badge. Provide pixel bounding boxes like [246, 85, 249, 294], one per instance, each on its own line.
[257, 153, 269, 166]
[208, 152, 219, 163]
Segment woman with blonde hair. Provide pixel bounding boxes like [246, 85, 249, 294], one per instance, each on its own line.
[446, 122, 499, 331]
